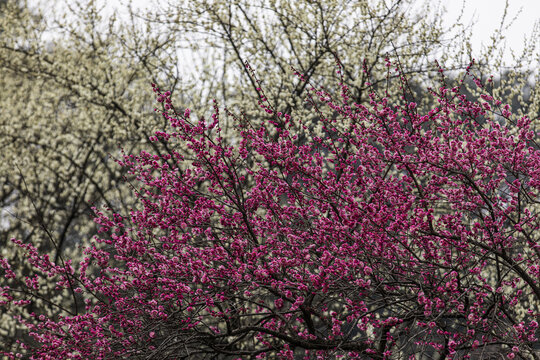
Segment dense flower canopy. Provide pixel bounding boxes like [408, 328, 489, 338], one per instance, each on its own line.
[1, 60, 539, 359]
[1, 0, 539, 354]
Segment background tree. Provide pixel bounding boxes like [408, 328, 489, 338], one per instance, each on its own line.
[141, 0, 539, 126]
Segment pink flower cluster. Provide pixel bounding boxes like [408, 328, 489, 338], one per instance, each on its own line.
[1, 61, 539, 359]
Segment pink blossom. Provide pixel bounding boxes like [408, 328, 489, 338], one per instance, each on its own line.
[2, 59, 540, 359]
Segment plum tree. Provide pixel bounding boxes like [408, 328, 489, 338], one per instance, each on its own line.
[1, 58, 539, 359]
[0, 0, 538, 354]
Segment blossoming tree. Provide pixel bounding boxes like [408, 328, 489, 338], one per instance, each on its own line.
[2, 0, 539, 352]
[1, 60, 539, 359]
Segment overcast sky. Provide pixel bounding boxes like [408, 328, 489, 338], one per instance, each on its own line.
[440, 0, 539, 63]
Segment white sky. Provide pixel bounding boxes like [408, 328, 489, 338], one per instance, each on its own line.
[440, 0, 539, 63]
